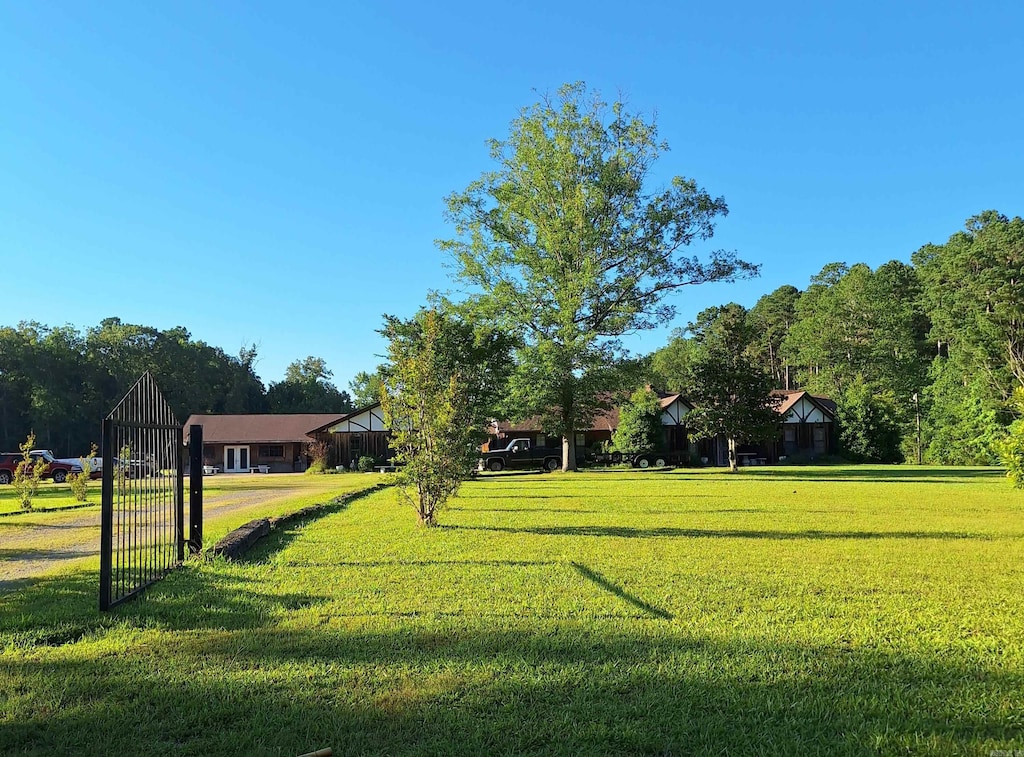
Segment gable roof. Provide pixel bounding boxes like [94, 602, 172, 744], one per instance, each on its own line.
[306, 402, 384, 434]
[183, 413, 344, 445]
[770, 390, 837, 421]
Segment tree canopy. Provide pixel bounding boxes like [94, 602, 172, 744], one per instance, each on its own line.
[440, 82, 757, 470]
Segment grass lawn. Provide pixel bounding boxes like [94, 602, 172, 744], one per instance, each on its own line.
[0, 483, 101, 514]
[1, 466, 1022, 755]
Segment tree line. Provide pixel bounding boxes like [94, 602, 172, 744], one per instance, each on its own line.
[647, 210, 1024, 464]
[0, 318, 354, 455]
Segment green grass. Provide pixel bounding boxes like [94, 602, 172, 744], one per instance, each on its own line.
[0, 482, 101, 514]
[1, 466, 1022, 755]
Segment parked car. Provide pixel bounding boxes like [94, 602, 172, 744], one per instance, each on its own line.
[0, 451, 84, 484]
[31, 449, 103, 479]
[115, 457, 156, 478]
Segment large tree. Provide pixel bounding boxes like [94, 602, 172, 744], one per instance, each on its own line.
[266, 356, 353, 413]
[440, 82, 757, 470]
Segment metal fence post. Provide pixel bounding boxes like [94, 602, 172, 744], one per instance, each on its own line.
[188, 424, 203, 553]
[99, 418, 114, 611]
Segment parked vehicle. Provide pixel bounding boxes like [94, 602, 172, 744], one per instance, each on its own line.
[31, 449, 103, 479]
[0, 451, 84, 484]
[628, 450, 685, 469]
[479, 437, 562, 472]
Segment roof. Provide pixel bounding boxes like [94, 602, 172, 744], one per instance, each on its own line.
[183, 414, 345, 444]
[306, 402, 381, 434]
[769, 390, 837, 420]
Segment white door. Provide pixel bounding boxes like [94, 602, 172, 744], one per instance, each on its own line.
[225, 446, 250, 472]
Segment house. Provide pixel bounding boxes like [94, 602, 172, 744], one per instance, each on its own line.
[695, 389, 838, 466]
[307, 403, 391, 470]
[486, 391, 695, 457]
[773, 389, 837, 459]
[182, 413, 343, 473]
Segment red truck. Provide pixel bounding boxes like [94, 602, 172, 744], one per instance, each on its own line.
[0, 451, 86, 484]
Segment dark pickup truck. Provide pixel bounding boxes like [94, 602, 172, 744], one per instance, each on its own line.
[479, 438, 563, 473]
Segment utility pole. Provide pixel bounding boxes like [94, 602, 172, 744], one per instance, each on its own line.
[913, 392, 922, 465]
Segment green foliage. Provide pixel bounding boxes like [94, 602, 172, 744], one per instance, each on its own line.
[380, 307, 513, 526]
[837, 377, 904, 463]
[357, 455, 376, 473]
[922, 356, 1006, 465]
[647, 330, 695, 395]
[440, 82, 757, 470]
[747, 284, 801, 389]
[348, 369, 385, 408]
[12, 433, 47, 511]
[303, 440, 329, 475]
[267, 356, 354, 413]
[996, 387, 1024, 488]
[683, 304, 781, 470]
[67, 443, 98, 503]
[612, 388, 664, 453]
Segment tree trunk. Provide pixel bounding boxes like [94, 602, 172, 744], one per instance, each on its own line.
[728, 437, 738, 472]
[562, 433, 578, 472]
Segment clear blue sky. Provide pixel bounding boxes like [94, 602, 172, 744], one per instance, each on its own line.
[2, 1, 1022, 392]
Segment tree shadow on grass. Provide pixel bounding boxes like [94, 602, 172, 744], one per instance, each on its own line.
[738, 467, 1004, 483]
[443, 524, 992, 541]
[2, 625, 1020, 756]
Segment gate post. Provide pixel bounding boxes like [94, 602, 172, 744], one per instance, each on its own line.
[99, 418, 114, 611]
[188, 424, 203, 553]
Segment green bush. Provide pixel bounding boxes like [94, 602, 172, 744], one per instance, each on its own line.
[304, 458, 327, 475]
[996, 387, 1024, 488]
[357, 456, 376, 473]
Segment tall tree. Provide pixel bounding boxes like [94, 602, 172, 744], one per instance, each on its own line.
[440, 82, 757, 470]
[267, 356, 353, 413]
[612, 387, 664, 454]
[747, 285, 800, 389]
[348, 369, 384, 408]
[683, 304, 781, 471]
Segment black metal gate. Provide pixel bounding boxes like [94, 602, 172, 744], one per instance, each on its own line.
[99, 372, 202, 610]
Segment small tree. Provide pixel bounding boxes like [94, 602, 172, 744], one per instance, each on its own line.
[613, 388, 664, 454]
[683, 305, 782, 471]
[380, 307, 513, 526]
[68, 443, 98, 502]
[997, 387, 1024, 488]
[13, 433, 48, 511]
[303, 439, 329, 474]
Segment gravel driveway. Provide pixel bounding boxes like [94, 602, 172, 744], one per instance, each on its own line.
[0, 486, 308, 592]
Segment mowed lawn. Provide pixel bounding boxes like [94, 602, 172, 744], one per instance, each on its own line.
[1, 467, 1022, 756]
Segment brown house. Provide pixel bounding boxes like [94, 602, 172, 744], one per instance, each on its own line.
[486, 392, 695, 456]
[308, 403, 391, 470]
[183, 413, 342, 473]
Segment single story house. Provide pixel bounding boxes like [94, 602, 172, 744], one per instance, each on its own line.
[696, 389, 838, 466]
[182, 413, 343, 473]
[486, 391, 695, 456]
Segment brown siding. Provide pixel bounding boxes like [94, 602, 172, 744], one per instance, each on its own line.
[315, 431, 392, 469]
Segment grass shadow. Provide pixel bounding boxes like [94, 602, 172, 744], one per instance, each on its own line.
[570, 561, 673, 620]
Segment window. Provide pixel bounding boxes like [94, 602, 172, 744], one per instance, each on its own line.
[350, 434, 362, 452]
[259, 445, 284, 458]
[575, 433, 586, 447]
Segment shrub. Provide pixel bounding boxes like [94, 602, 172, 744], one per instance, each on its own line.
[67, 443, 98, 503]
[303, 439, 329, 475]
[304, 458, 327, 475]
[357, 456, 376, 473]
[996, 387, 1024, 488]
[13, 433, 47, 512]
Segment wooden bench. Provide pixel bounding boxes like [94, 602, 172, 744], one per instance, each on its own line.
[249, 465, 271, 474]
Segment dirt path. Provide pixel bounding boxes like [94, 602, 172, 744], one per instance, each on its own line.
[0, 487, 306, 592]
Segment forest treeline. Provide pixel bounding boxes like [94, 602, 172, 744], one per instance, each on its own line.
[648, 211, 1024, 464]
[0, 319, 353, 456]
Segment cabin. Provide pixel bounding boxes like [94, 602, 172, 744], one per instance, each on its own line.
[486, 391, 694, 457]
[182, 413, 342, 473]
[694, 390, 838, 466]
[308, 403, 391, 469]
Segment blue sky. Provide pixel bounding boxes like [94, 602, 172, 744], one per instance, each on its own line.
[2, 1, 1022, 392]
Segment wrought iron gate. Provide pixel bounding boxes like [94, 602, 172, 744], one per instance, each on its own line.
[99, 372, 201, 610]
